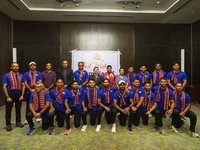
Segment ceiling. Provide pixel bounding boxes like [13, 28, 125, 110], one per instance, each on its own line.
[0, 0, 200, 23]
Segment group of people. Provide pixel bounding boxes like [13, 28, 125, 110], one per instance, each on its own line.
[2, 60, 199, 138]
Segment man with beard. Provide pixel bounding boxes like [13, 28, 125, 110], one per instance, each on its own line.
[151, 62, 167, 87]
[125, 66, 137, 88]
[65, 80, 85, 134]
[42, 62, 56, 92]
[26, 81, 50, 135]
[113, 81, 134, 134]
[73, 62, 88, 90]
[130, 78, 145, 126]
[115, 68, 129, 90]
[152, 77, 175, 134]
[81, 79, 99, 131]
[2, 62, 25, 131]
[96, 78, 117, 132]
[48, 78, 69, 135]
[167, 61, 187, 91]
[104, 65, 115, 87]
[23, 62, 43, 124]
[136, 64, 152, 88]
[170, 82, 199, 137]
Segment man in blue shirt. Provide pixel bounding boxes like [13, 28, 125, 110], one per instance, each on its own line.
[170, 82, 199, 138]
[130, 78, 145, 126]
[96, 78, 117, 132]
[115, 68, 129, 89]
[81, 79, 99, 131]
[151, 62, 167, 87]
[152, 77, 175, 134]
[73, 61, 88, 90]
[48, 78, 69, 135]
[23, 62, 43, 123]
[26, 81, 50, 135]
[125, 66, 137, 88]
[113, 80, 134, 134]
[167, 61, 187, 91]
[136, 64, 152, 88]
[66, 80, 84, 133]
[2, 62, 25, 131]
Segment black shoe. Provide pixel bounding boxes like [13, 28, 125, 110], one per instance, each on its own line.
[6, 125, 12, 131]
[154, 125, 162, 134]
[16, 122, 24, 128]
[128, 126, 133, 134]
[163, 114, 166, 118]
[48, 126, 54, 135]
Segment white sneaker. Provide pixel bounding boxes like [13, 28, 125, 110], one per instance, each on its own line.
[149, 114, 152, 118]
[24, 120, 28, 124]
[111, 123, 116, 133]
[96, 124, 101, 132]
[188, 130, 199, 138]
[36, 118, 42, 123]
[81, 125, 87, 132]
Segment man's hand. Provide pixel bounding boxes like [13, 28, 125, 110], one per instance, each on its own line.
[124, 107, 130, 115]
[6, 97, 12, 102]
[34, 113, 41, 118]
[166, 109, 173, 115]
[125, 88, 130, 94]
[49, 107, 55, 113]
[105, 107, 111, 112]
[83, 107, 87, 112]
[65, 108, 71, 114]
[19, 95, 24, 101]
[128, 86, 131, 89]
[78, 85, 82, 89]
[64, 85, 68, 89]
[95, 86, 99, 88]
[30, 89, 35, 93]
[146, 111, 151, 116]
[179, 112, 185, 118]
[132, 107, 137, 111]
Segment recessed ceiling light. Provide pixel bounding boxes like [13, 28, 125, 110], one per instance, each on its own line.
[157, 1, 160, 4]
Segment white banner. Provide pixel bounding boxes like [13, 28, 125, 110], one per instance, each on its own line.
[72, 51, 120, 76]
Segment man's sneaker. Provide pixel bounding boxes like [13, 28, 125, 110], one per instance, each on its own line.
[65, 128, 71, 135]
[96, 124, 101, 132]
[6, 125, 12, 131]
[48, 126, 54, 135]
[24, 120, 28, 124]
[72, 117, 75, 123]
[16, 122, 24, 128]
[111, 123, 116, 133]
[128, 127, 132, 134]
[188, 130, 199, 138]
[148, 114, 152, 118]
[81, 125, 87, 132]
[154, 125, 162, 134]
[36, 118, 42, 123]
[181, 117, 186, 122]
[170, 125, 180, 134]
[27, 127, 36, 135]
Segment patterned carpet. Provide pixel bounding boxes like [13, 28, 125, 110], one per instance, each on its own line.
[0, 102, 199, 150]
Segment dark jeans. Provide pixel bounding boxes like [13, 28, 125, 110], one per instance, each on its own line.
[6, 91, 22, 125]
[152, 109, 166, 127]
[172, 109, 197, 132]
[26, 111, 49, 130]
[97, 106, 115, 125]
[112, 107, 134, 127]
[140, 110, 149, 125]
[25, 93, 31, 119]
[82, 107, 97, 126]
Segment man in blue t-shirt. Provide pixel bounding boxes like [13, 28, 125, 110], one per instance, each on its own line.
[48, 78, 69, 135]
[26, 81, 50, 135]
[170, 82, 199, 138]
[96, 78, 117, 132]
[113, 80, 134, 134]
[152, 77, 175, 134]
[81, 79, 99, 131]
[23, 62, 43, 123]
[115, 68, 129, 89]
[167, 61, 187, 91]
[2, 62, 25, 131]
[73, 61, 88, 90]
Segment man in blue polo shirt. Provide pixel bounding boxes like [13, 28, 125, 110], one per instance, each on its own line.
[96, 78, 117, 132]
[81, 79, 99, 131]
[2, 62, 25, 131]
[73, 61, 88, 90]
[151, 62, 167, 87]
[65, 80, 84, 134]
[130, 78, 145, 126]
[48, 78, 69, 135]
[170, 82, 199, 138]
[26, 81, 50, 135]
[136, 64, 152, 88]
[152, 77, 175, 134]
[115, 68, 129, 89]
[23, 62, 43, 124]
[125, 66, 137, 88]
[113, 80, 134, 134]
[167, 61, 187, 91]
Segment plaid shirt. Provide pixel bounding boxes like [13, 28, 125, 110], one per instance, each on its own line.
[41, 70, 56, 90]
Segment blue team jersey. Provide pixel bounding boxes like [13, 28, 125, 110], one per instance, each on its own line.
[151, 70, 167, 87]
[136, 72, 152, 88]
[73, 70, 89, 89]
[139, 91, 157, 111]
[125, 73, 137, 87]
[131, 87, 145, 111]
[167, 71, 187, 89]
[175, 92, 191, 113]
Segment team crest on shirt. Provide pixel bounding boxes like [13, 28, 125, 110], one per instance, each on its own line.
[63, 92, 65, 94]
[36, 74, 38, 76]
[139, 91, 142, 93]
[111, 90, 113, 92]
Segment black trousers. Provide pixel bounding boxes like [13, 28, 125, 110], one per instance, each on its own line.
[82, 107, 97, 126]
[172, 109, 197, 132]
[131, 110, 141, 126]
[97, 106, 115, 125]
[112, 107, 134, 127]
[67, 107, 84, 128]
[26, 111, 49, 130]
[25, 93, 31, 119]
[6, 91, 22, 125]
[152, 109, 166, 127]
[140, 110, 149, 125]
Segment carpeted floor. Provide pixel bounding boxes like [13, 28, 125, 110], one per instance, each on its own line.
[0, 102, 199, 150]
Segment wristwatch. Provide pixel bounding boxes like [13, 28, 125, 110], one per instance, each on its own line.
[39, 111, 42, 114]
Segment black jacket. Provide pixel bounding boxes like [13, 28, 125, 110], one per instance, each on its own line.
[57, 68, 73, 89]
[88, 74, 103, 88]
